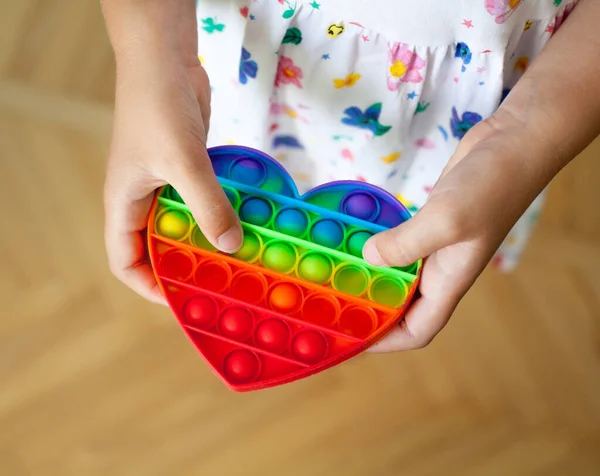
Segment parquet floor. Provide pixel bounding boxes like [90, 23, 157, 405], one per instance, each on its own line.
[1, 2, 599, 475]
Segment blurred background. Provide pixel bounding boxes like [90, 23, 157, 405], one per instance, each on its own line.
[1, 2, 599, 475]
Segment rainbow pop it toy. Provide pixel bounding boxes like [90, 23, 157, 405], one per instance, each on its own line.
[147, 146, 422, 391]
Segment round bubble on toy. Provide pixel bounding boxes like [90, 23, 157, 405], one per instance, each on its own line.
[229, 157, 267, 187]
[262, 242, 297, 274]
[298, 253, 333, 284]
[292, 331, 328, 363]
[338, 307, 376, 339]
[239, 197, 274, 226]
[310, 219, 345, 249]
[191, 226, 217, 251]
[346, 230, 372, 258]
[156, 209, 190, 240]
[223, 349, 261, 383]
[341, 191, 380, 222]
[255, 319, 290, 354]
[183, 296, 218, 329]
[260, 173, 285, 194]
[232, 230, 262, 263]
[301, 294, 339, 327]
[369, 276, 408, 308]
[275, 208, 309, 238]
[223, 188, 240, 209]
[333, 265, 369, 296]
[166, 187, 184, 203]
[268, 283, 302, 314]
[219, 308, 254, 341]
[160, 249, 195, 281]
[230, 272, 268, 305]
[194, 261, 231, 293]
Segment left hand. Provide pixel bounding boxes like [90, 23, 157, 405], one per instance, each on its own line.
[363, 113, 551, 352]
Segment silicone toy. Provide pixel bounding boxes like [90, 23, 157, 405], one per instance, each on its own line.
[147, 146, 421, 391]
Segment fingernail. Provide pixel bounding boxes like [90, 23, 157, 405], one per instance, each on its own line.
[217, 227, 243, 253]
[363, 240, 387, 267]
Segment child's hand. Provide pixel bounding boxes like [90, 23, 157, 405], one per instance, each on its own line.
[363, 114, 549, 352]
[362, 0, 600, 352]
[103, 27, 242, 304]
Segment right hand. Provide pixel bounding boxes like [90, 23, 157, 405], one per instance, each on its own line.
[103, 36, 242, 304]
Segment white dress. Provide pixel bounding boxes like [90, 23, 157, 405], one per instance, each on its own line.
[195, 0, 579, 270]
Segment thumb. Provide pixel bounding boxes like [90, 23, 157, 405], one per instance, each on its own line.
[167, 150, 243, 253]
[362, 200, 463, 267]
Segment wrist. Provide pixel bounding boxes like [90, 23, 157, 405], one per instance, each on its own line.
[102, 0, 198, 68]
[482, 105, 563, 187]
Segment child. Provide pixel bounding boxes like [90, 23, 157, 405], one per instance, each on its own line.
[101, 0, 599, 352]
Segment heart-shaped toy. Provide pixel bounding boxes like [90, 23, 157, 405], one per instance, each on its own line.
[147, 146, 421, 391]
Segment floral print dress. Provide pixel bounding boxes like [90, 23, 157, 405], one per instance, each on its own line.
[196, 0, 579, 271]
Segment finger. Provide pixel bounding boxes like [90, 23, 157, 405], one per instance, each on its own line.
[118, 253, 168, 306]
[367, 248, 471, 352]
[167, 149, 242, 253]
[105, 179, 167, 305]
[362, 200, 463, 268]
[367, 292, 456, 352]
[190, 63, 211, 134]
[367, 238, 489, 352]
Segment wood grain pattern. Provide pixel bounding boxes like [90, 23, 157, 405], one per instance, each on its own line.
[1, 2, 599, 474]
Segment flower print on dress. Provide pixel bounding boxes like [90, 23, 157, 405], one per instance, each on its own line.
[275, 56, 303, 88]
[273, 135, 304, 149]
[201, 17, 225, 34]
[381, 152, 401, 164]
[386, 42, 426, 91]
[239, 48, 258, 84]
[455, 42, 472, 72]
[341, 103, 391, 137]
[514, 57, 529, 73]
[333, 73, 361, 89]
[270, 102, 309, 124]
[549, 2, 577, 35]
[281, 0, 297, 19]
[485, 0, 524, 24]
[450, 107, 483, 139]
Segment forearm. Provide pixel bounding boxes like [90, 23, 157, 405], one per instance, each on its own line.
[101, 0, 198, 65]
[498, 0, 600, 181]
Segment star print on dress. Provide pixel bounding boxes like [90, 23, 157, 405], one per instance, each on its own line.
[341, 103, 391, 137]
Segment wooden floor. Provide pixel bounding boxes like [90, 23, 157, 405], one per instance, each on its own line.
[1, 2, 600, 475]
